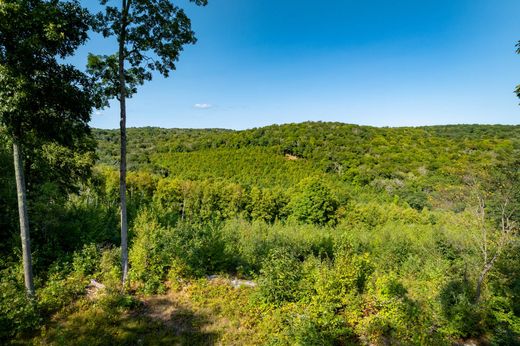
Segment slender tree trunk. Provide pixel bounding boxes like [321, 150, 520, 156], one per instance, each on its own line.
[181, 195, 186, 221]
[119, 0, 129, 286]
[475, 266, 489, 304]
[475, 253, 499, 303]
[12, 140, 34, 296]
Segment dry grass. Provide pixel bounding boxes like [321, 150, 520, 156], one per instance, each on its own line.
[24, 279, 262, 346]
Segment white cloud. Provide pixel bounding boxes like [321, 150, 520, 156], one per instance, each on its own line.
[93, 110, 103, 116]
[193, 103, 212, 109]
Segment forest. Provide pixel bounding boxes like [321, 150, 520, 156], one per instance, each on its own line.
[1, 0, 520, 345]
[1, 122, 520, 345]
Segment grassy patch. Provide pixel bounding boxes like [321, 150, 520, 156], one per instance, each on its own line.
[21, 279, 261, 346]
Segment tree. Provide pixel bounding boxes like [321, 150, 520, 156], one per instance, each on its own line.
[0, 0, 94, 296]
[516, 40, 520, 100]
[88, 0, 208, 286]
[290, 178, 339, 226]
[467, 165, 519, 303]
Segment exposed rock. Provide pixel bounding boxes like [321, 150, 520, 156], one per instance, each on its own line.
[206, 275, 256, 288]
[230, 278, 256, 288]
[86, 279, 106, 299]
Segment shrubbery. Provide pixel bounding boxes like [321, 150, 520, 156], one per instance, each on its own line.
[1, 123, 519, 344]
[0, 265, 40, 341]
[0, 243, 125, 342]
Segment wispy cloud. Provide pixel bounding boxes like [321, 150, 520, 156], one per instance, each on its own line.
[193, 103, 213, 109]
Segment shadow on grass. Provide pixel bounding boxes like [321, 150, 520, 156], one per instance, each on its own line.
[35, 297, 218, 346]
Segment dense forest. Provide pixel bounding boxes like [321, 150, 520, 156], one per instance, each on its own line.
[1, 122, 519, 345]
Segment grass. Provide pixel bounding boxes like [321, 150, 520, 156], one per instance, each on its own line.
[19, 278, 261, 346]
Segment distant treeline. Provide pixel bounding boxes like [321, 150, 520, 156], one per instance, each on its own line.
[94, 122, 519, 209]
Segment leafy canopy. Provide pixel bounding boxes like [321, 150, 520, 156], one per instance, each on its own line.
[0, 0, 95, 144]
[88, 0, 208, 103]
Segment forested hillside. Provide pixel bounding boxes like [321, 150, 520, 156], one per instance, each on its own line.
[95, 122, 519, 210]
[1, 122, 519, 345]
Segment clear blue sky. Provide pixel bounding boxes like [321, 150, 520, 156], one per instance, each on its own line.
[77, 0, 520, 130]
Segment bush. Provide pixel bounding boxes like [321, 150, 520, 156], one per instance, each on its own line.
[356, 274, 422, 345]
[0, 265, 41, 341]
[129, 210, 175, 293]
[72, 243, 101, 277]
[129, 209, 231, 292]
[257, 248, 303, 304]
[438, 279, 482, 338]
[172, 221, 230, 276]
[312, 248, 373, 310]
[248, 187, 289, 223]
[38, 264, 85, 315]
[97, 246, 122, 290]
[290, 178, 339, 226]
[221, 219, 336, 274]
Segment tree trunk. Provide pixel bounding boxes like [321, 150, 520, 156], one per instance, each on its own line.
[12, 140, 34, 296]
[119, 0, 129, 287]
[475, 259, 496, 303]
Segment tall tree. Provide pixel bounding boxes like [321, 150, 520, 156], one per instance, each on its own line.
[467, 165, 519, 303]
[0, 0, 94, 296]
[89, 0, 207, 286]
[516, 40, 520, 100]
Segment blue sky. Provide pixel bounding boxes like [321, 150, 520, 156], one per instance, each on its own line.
[77, 0, 520, 129]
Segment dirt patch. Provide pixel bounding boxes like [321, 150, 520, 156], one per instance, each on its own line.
[285, 153, 299, 161]
[142, 293, 216, 342]
[139, 280, 256, 344]
[143, 296, 181, 327]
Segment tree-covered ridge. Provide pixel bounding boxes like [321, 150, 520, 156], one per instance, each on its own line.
[155, 146, 322, 188]
[95, 122, 519, 171]
[94, 122, 519, 209]
[94, 127, 232, 170]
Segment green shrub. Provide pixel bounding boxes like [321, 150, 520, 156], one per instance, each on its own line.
[72, 243, 101, 276]
[221, 219, 336, 274]
[172, 221, 230, 276]
[356, 274, 422, 345]
[95, 291, 139, 312]
[0, 265, 41, 341]
[438, 279, 482, 338]
[290, 178, 339, 226]
[38, 264, 85, 315]
[129, 210, 174, 293]
[313, 250, 373, 309]
[248, 187, 289, 223]
[257, 249, 303, 304]
[129, 209, 231, 292]
[98, 247, 121, 290]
